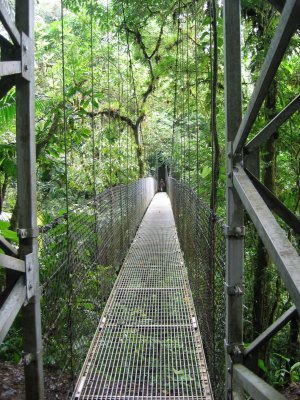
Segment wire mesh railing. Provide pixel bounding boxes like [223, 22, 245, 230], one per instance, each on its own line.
[39, 177, 156, 397]
[168, 177, 225, 400]
[72, 192, 213, 400]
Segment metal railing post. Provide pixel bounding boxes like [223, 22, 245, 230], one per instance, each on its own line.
[15, 1, 44, 398]
[224, 1, 244, 399]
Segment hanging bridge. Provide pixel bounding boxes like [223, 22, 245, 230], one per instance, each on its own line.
[38, 177, 224, 400]
[0, 1, 300, 400]
[72, 192, 212, 400]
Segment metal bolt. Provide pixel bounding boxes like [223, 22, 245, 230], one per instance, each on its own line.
[24, 65, 28, 71]
[23, 45, 28, 52]
[29, 284, 32, 290]
[235, 227, 242, 236]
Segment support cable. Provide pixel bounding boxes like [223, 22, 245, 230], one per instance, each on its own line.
[121, 0, 130, 245]
[107, 0, 112, 188]
[122, 0, 140, 176]
[90, 0, 98, 265]
[171, 12, 181, 178]
[90, 0, 96, 201]
[209, 0, 214, 208]
[209, 0, 217, 380]
[117, 5, 124, 253]
[60, 0, 74, 385]
[194, 0, 200, 193]
[186, 7, 191, 186]
[179, 2, 184, 180]
[209, 0, 218, 212]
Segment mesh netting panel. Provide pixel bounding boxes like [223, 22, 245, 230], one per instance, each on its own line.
[72, 192, 212, 400]
[168, 178, 225, 400]
[39, 177, 156, 397]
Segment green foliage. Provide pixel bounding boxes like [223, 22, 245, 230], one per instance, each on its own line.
[0, 221, 17, 243]
[0, 2, 299, 392]
[258, 353, 300, 388]
[0, 324, 22, 363]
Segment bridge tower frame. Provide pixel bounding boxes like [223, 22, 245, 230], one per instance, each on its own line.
[0, 1, 44, 399]
[224, 0, 300, 399]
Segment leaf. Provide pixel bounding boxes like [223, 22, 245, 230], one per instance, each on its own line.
[290, 361, 300, 372]
[180, 374, 194, 382]
[1, 158, 16, 177]
[201, 166, 211, 178]
[1, 229, 18, 242]
[0, 221, 10, 230]
[273, 353, 290, 363]
[258, 359, 267, 373]
[173, 368, 184, 375]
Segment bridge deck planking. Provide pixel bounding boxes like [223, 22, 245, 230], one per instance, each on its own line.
[72, 193, 213, 400]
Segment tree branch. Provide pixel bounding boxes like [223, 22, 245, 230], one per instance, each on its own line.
[94, 108, 135, 131]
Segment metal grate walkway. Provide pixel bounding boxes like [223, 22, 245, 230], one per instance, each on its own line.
[72, 193, 213, 400]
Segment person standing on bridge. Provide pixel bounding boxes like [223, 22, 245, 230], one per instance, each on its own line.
[159, 178, 166, 192]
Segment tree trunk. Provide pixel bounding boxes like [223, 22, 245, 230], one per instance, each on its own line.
[0, 172, 9, 214]
[137, 145, 144, 178]
[9, 200, 18, 231]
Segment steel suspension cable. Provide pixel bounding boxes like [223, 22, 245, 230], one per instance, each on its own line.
[208, 0, 217, 374]
[193, 0, 200, 194]
[60, 0, 74, 384]
[171, 11, 181, 178]
[186, 8, 191, 186]
[117, 5, 124, 251]
[121, 0, 130, 245]
[180, 13, 185, 182]
[107, 0, 112, 188]
[117, 17, 122, 183]
[90, 0, 96, 201]
[122, 0, 140, 177]
[209, 0, 218, 212]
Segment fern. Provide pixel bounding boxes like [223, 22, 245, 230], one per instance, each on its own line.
[0, 91, 16, 129]
[0, 90, 49, 133]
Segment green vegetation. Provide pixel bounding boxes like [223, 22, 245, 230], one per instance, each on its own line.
[0, 0, 299, 394]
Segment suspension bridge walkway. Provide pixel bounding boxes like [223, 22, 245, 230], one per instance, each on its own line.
[1, 1, 300, 400]
[72, 193, 212, 400]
